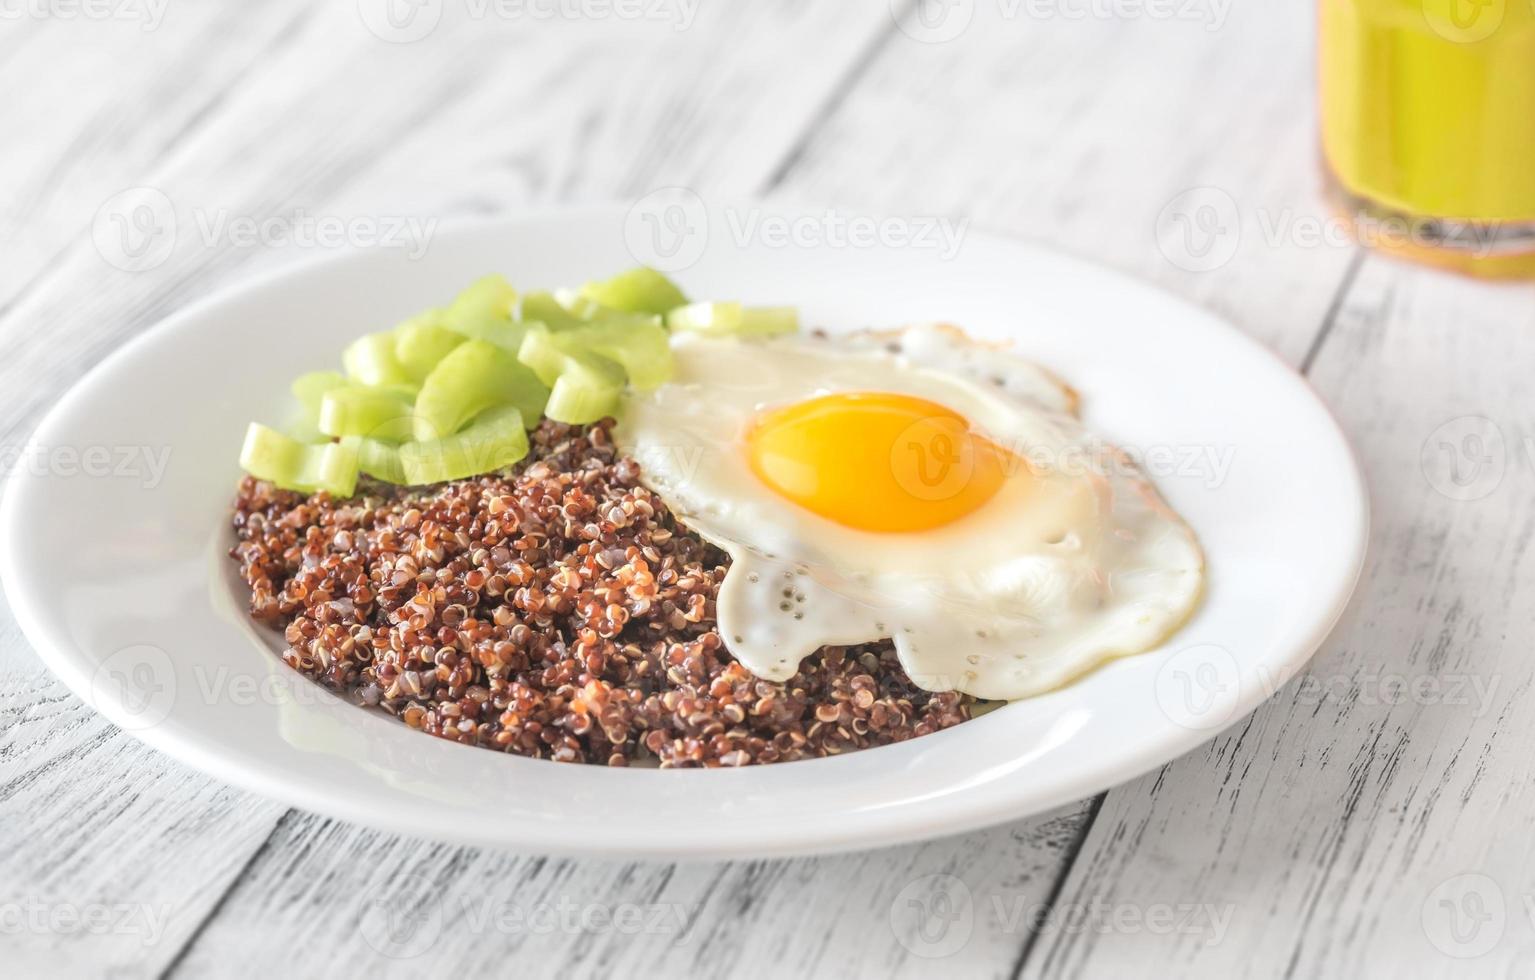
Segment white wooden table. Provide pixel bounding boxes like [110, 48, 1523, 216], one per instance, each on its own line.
[4, 3, 1532, 977]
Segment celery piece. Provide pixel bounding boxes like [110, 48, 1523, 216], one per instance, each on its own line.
[570, 315, 673, 390]
[413, 339, 548, 442]
[521, 317, 673, 392]
[394, 311, 465, 382]
[580, 267, 687, 316]
[283, 371, 346, 444]
[442, 275, 523, 351]
[354, 436, 407, 484]
[519, 290, 584, 331]
[666, 301, 798, 337]
[516, 324, 569, 387]
[555, 287, 608, 322]
[318, 386, 415, 443]
[292, 370, 346, 416]
[240, 423, 359, 498]
[343, 332, 412, 387]
[399, 406, 530, 485]
[544, 351, 625, 425]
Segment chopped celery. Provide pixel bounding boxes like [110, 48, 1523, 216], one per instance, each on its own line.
[666, 301, 799, 337]
[519, 290, 584, 331]
[240, 423, 359, 498]
[354, 436, 407, 484]
[522, 317, 673, 391]
[394, 311, 464, 382]
[343, 332, 412, 387]
[318, 386, 415, 443]
[399, 406, 529, 485]
[292, 371, 346, 416]
[544, 352, 625, 425]
[581, 267, 687, 316]
[555, 287, 609, 322]
[516, 324, 569, 387]
[284, 371, 345, 443]
[412, 339, 549, 442]
[569, 315, 672, 390]
[442, 275, 524, 350]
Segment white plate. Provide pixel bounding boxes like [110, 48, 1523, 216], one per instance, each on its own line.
[0, 204, 1367, 859]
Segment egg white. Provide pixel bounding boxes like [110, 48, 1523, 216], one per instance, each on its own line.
[615, 325, 1204, 701]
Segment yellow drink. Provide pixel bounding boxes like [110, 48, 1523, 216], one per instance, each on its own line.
[1319, 0, 1535, 277]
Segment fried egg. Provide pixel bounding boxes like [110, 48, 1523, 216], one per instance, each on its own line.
[615, 325, 1204, 701]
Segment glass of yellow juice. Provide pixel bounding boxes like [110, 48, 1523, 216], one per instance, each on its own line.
[1319, 0, 1535, 278]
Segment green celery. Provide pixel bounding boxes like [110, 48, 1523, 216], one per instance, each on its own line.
[666, 301, 798, 337]
[580, 267, 687, 316]
[318, 386, 415, 443]
[343, 332, 412, 387]
[413, 339, 548, 442]
[399, 406, 530, 485]
[240, 423, 359, 497]
[394, 310, 465, 382]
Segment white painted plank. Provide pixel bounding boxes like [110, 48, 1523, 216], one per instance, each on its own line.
[770, 0, 1355, 366]
[1025, 258, 1535, 979]
[169, 800, 1092, 980]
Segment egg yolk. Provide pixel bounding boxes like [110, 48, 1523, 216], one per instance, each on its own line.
[745, 392, 1018, 533]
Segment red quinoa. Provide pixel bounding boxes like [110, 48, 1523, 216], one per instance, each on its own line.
[229, 419, 973, 767]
